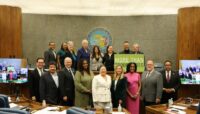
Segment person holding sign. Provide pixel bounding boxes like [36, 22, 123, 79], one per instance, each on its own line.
[131, 43, 144, 54]
[125, 62, 141, 114]
[119, 41, 132, 54]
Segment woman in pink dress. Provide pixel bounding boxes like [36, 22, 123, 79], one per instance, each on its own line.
[125, 62, 141, 114]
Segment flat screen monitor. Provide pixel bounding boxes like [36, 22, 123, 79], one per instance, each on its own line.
[179, 60, 200, 84]
[0, 58, 28, 83]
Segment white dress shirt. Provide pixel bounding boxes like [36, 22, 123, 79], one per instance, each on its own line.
[166, 70, 171, 80]
[51, 72, 59, 88]
[37, 68, 43, 76]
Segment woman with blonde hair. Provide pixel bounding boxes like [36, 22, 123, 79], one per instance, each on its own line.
[111, 65, 127, 108]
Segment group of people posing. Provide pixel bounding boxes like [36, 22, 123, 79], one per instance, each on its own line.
[29, 39, 181, 114]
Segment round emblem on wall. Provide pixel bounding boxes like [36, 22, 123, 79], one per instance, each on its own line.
[87, 28, 112, 53]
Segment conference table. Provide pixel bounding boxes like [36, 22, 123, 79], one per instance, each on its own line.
[145, 98, 199, 114]
[9, 96, 130, 114]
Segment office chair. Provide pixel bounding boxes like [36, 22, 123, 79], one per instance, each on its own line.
[66, 107, 94, 114]
[0, 108, 30, 114]
[197, 102, 200, 114]
[0, 94, 10, 108]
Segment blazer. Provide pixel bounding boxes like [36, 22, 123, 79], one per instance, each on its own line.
[28, 68, 45, 102]
[161, 70, 181, 102]
[66, 50, 77, 70]
[92, 74, 112, 103]
[77, 48, 90, 62]
[59, 67, 75, 101]
[103, 52, 115, 71]
[39, 72, 62, 105]
[131, 51, 144, 54]
[44, 49, 57, 68]
[141, 70, 163, 102]
[111, 77, 127, 108]
[119, 49, 132, 54]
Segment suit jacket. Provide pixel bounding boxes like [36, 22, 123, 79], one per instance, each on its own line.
[103, 52, 115, 71]
[92, 74, 112, 102]
[44, 49, 57, 68]
[141, 70, 163, 102]
[66, 50, 77, 70]
[119, 49, 132, 54]
[111, 77, 127, 108]
[161, 70, 181, 103]
[131, 51, 144, 54]
[39, 72, 62, 105]
[59, 67, 75, 101]
[28, 68, 45, 102]
[77, 48, 90, 62]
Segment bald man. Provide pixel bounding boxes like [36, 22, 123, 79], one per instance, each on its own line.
[141, 60, 163, 106]
[132, 43, 144, 54]
[77, 39, 90, 62]
[59, 57, 75, 106]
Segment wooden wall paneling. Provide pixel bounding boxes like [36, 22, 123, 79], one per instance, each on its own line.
[177, 7, 200, 98]
[0, 5, 22, 58]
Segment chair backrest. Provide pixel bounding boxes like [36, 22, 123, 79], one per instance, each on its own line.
[0, 94, 10, 108]
[197, 102, 200, 114]
[0, 97, 7, 108]
[0, 108, 29, 114]
[67, 107, 94, 114]
[66, 109, 85, 114]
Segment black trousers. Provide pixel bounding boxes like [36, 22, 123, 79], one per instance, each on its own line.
[61, 99, 74, 106]
[142, 100, 156, 114]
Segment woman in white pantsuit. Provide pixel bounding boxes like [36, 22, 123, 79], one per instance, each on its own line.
[92, 66, 112, 109]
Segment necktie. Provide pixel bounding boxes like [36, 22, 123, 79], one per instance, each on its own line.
[38, 69, 43, 76]
[146, 72, 150, 78]
[69, 68, 75, 79]
[167, 71, 170, 82]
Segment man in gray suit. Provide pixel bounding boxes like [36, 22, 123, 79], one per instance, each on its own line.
[141, 59, 163, 106]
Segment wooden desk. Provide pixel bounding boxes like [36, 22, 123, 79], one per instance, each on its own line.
[11, 96, 130, 114]
[145, 98, 199, 114]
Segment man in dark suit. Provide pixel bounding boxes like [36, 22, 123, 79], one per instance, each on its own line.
[119, 41, 132, 54]
[39, 62, 62, 105]
[131, 43, 144, 54]
[161, 60, 181, 103]
[141, 59, 163, 106]
[44, 42, 57, 69]
[59, 57, 75, 106]
[28, 58, 45, 102]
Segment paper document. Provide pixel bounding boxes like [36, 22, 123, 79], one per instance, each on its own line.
[34, 107, 66, 114]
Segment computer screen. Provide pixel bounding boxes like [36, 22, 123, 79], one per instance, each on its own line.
[0, 58, 28, 83]
[179, 60, 200, 84]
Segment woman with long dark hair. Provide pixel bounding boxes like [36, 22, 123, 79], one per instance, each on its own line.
[57, 42, 68, 70]
[74, 59, 94, 107]
[90, 45, 103, 71]
[103, 45, 116, 71]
